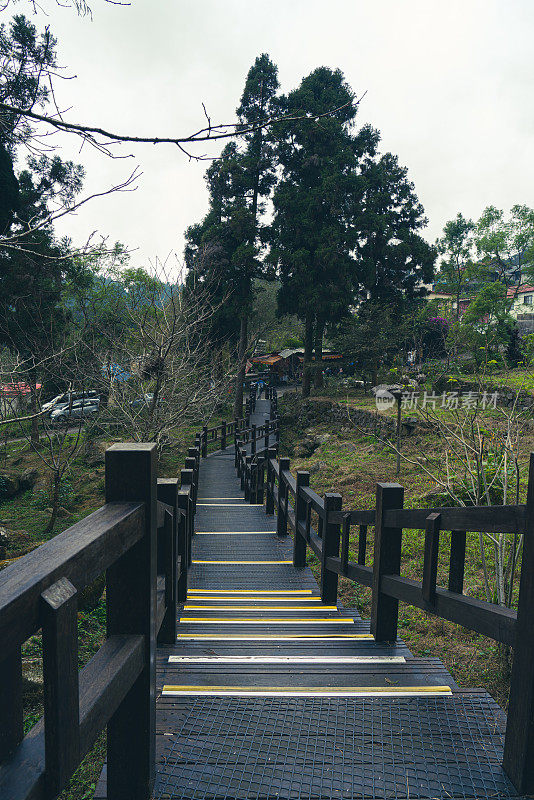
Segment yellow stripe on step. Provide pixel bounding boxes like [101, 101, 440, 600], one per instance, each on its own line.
[192, 560, 293, 565]
[179, 618, 354, 624]
[188, 588, 313, 593]
[162, 685, 452, 697]
[183, 605, 338, 611]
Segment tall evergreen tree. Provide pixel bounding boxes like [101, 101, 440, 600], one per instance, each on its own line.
[269, 67, 373, 395]
[185, 143, 254, 348]
[185, 54, 280, 415]
[356, 152, 436, 305]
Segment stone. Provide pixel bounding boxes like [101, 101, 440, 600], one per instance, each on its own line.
[84, 440, 106, 467]
[294, 437, 320, 457]
[19, 469, 38, 491]
[0, 526, 12, 547]
[0, 473, 20, 499]
[309, 461, 328, 474]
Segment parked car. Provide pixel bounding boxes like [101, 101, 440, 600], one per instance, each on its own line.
[130, 393, 165, 409]
[49, 399, 100, 427]
[42, 390, 99, 414]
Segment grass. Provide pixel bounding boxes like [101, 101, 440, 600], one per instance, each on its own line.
[455, 367, 534, 394]
[278, 389, 532, 708]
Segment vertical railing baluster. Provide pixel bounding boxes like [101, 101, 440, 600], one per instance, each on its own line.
[448, 530, 466, 593]
[266, 447, 277, 515]
[422, 512, 441, 605]
[320, 493, 342, 604]
[294, 471, 310, 568]
[181, 469, 194, 566]
[157, 478, 179, 642]
[358, 525, 367, 565]
[340, 513, 351, 574]
[41, 577, 80, 796]
[0, 648, 23, 762]
[277, 458, 290, 537]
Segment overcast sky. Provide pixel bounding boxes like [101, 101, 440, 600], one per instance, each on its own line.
[10, 0, 534, 271]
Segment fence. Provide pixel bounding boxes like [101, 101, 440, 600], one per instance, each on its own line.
[0, 388, 271, 799]
[0, 420, 206, 800]
[195, 384, 276, 459]
[237, 395, 534, 794]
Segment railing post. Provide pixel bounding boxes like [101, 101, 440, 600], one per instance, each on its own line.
[221, 420, 227, 450]
[294, 471, 310, 568]
[41, 577, 80, 796]
[235, 438, 241, 474]
[371, 482, 404, 643]
[277, 457, 290, 537]
[244, 455, 252, 501]
[187, 449, 199, 511]
[202, 426, 208, 458]
[177, 489, 190, 597]
[240, 447, 246, 489]
[105, 443, 157, 800]
[503, 453, 534, 793]
[251, 424, 257, 456]
[321, 493, 342, 603]
[157, 478, 179, 641]
[234, 417, 240, 447]
[256, 457, 265, 505]
[181, 469, 194, 566]
[266, 447, 277, 515]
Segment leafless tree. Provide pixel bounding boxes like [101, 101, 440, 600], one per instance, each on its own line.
[76, 255, 232, 450]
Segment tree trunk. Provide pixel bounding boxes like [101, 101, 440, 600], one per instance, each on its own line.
[302, 314, 314, 398]
[29, 371, 39, 445]
[313, 318, 325, 389]
[44, 471, 61, 535]
[233, 315, 248, 418]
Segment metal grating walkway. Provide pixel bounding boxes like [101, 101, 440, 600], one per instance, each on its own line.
[98, 396, 523, 799]
[155, 694, 515, 800]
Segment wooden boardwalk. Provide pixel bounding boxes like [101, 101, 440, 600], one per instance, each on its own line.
[139, 398, 520, 800]
[90, 397, 525, 799]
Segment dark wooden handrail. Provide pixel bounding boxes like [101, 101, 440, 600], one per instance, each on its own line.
[247, 415, 534, 795]
[0, 434, 202, 800]
[0, 502, 144, 651]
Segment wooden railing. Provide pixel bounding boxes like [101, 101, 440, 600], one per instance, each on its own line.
[0, 439, 202, 800]
[196, 384, 278, 461]
[237, 395, 534, 794]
